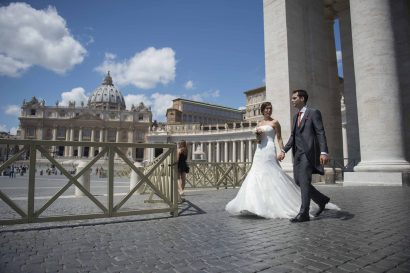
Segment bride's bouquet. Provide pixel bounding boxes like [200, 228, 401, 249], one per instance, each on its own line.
[254, 127, 263, 144]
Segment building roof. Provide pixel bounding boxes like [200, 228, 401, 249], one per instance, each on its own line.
[88, 72, 126, 110]
[172, 98, 243, 113]
[244, 86, 266, 95]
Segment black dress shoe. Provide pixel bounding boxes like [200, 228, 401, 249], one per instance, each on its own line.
[314, 197, 330, 217]
[290, 214, 310, 223]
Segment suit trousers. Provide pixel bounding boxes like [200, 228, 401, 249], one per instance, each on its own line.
[293, 152, 328, 216]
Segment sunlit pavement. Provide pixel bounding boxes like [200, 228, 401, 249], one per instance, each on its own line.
[1, 183, 410, 273]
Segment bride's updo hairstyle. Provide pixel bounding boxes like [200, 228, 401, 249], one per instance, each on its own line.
[261, 101, 272, 113]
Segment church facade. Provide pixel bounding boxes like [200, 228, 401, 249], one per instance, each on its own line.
[18, 72, 152, 162]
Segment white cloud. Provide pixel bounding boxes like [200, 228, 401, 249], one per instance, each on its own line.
[59, 87, 88, 107]
[124, 92, 176, 121]
[151, 93, 176, 121]
[238, 106, 246, 110]
[184, 80, 194, 90]
[0, 124, 17, 134]
[0, 2, 86, 77]
[190, 89, 220, 102]
[124, 94, 152, 110]
[0, 54, 31, 77]
[95, 47, 176, 89]
[9, 127, 17, 135]
[4, 105, 21, 117]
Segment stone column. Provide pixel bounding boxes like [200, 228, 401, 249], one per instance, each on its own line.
[208, 142, 212, 162]
[191, 142, 195, 160]
[224, 141, 228, 162]
[240, 140, 245, 162]
[344, 0, 410, 185]
[322, 12, 343, 164]
[69, 128, 74, 157]
[98, 128, 104, 153]
[90, 128, 95, 158]
[128, 129, 134, 160]
[52, 127, 57, 157]
[78, 127, 83, 158]
[115, 129, 120, 159]
[264, 0, 343, 174]
[232, 141, 237, 163]
[248, 140, 253, 162]
[216, 142, 220, 162]
[338, 3, 361, 163]
[64, 127, 70, 157]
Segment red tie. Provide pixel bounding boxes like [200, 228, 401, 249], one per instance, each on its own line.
[297, 111, 303, 127]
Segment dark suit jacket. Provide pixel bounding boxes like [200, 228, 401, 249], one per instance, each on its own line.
[284, 107, 328, 175]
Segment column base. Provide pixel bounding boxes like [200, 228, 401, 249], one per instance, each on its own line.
[344, 171, 410, 186]
[353, 160, 410, 172]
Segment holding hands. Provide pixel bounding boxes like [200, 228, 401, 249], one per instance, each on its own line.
[277, 151, 285, 161]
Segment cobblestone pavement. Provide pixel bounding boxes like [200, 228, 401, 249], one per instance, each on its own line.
[1, 185, 410, 273]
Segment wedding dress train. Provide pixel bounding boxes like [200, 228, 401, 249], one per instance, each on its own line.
[225, 125, 339, 219]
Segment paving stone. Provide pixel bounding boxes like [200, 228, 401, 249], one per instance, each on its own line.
[0, 186, 409, 273]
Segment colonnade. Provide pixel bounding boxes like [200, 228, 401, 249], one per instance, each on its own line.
[263, 0, 410, 185]
[147, 139, 258, 163]
[44, 127, 139, 160]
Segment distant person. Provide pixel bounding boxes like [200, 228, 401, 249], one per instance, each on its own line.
[177, 140, 189, 196]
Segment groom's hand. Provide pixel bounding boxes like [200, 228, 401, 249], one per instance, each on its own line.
[320, 154, 329, 165]
[278, 151, 285, 161]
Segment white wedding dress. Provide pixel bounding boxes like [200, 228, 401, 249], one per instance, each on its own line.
[225, 125, 339, 219]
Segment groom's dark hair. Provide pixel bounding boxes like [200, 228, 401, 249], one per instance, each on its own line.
[293, 89, 309, 104]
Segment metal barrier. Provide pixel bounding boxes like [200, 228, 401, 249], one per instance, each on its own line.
[185, 161, 252, 189]
[0, 139, 178, 225]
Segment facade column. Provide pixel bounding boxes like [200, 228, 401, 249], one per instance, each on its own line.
[208, 142, 212, 162]
[240, 140, 245, 162]
[248, 140, 253, 162]
[64, 127, 70, 157]
[115, 129, 120, 159]
[216, 142, 220, 162]
[344, 0, 410, 185]
[89, 128, 95, 158]
[69, 128, 74, 157]
[232, 141, 237, 163]
[52, 127, 57, 156]
[224, 141, 228, 162]
[128, 129, 134, 160]
[98, 128, 104, 154]
[78, 127, 83, 158]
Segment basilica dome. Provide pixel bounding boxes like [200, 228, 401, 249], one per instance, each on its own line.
[88, 72, 126, 110]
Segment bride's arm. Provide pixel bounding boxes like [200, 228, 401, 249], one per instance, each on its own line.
[274, 121, 284, 151]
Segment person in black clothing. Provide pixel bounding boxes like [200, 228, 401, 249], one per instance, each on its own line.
[177, 140, 188, 195]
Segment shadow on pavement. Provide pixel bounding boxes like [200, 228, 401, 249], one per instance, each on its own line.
[178, 199, 206, 216]
[317, 209, 355, 221]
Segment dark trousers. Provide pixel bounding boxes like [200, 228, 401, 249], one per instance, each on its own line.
[293, 152, 328, 216]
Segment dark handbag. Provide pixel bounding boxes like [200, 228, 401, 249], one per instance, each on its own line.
[185, 166, 190, 173]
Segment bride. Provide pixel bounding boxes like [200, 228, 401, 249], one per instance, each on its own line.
[225, 102, 339, 219]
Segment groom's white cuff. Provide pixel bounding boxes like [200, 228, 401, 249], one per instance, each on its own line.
[281, 149, 286, 153]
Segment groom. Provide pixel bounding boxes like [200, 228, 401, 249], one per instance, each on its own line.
[278, 89, 330, 223]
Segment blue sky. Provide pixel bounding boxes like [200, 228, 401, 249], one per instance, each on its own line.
[0, 1, 342, 134]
